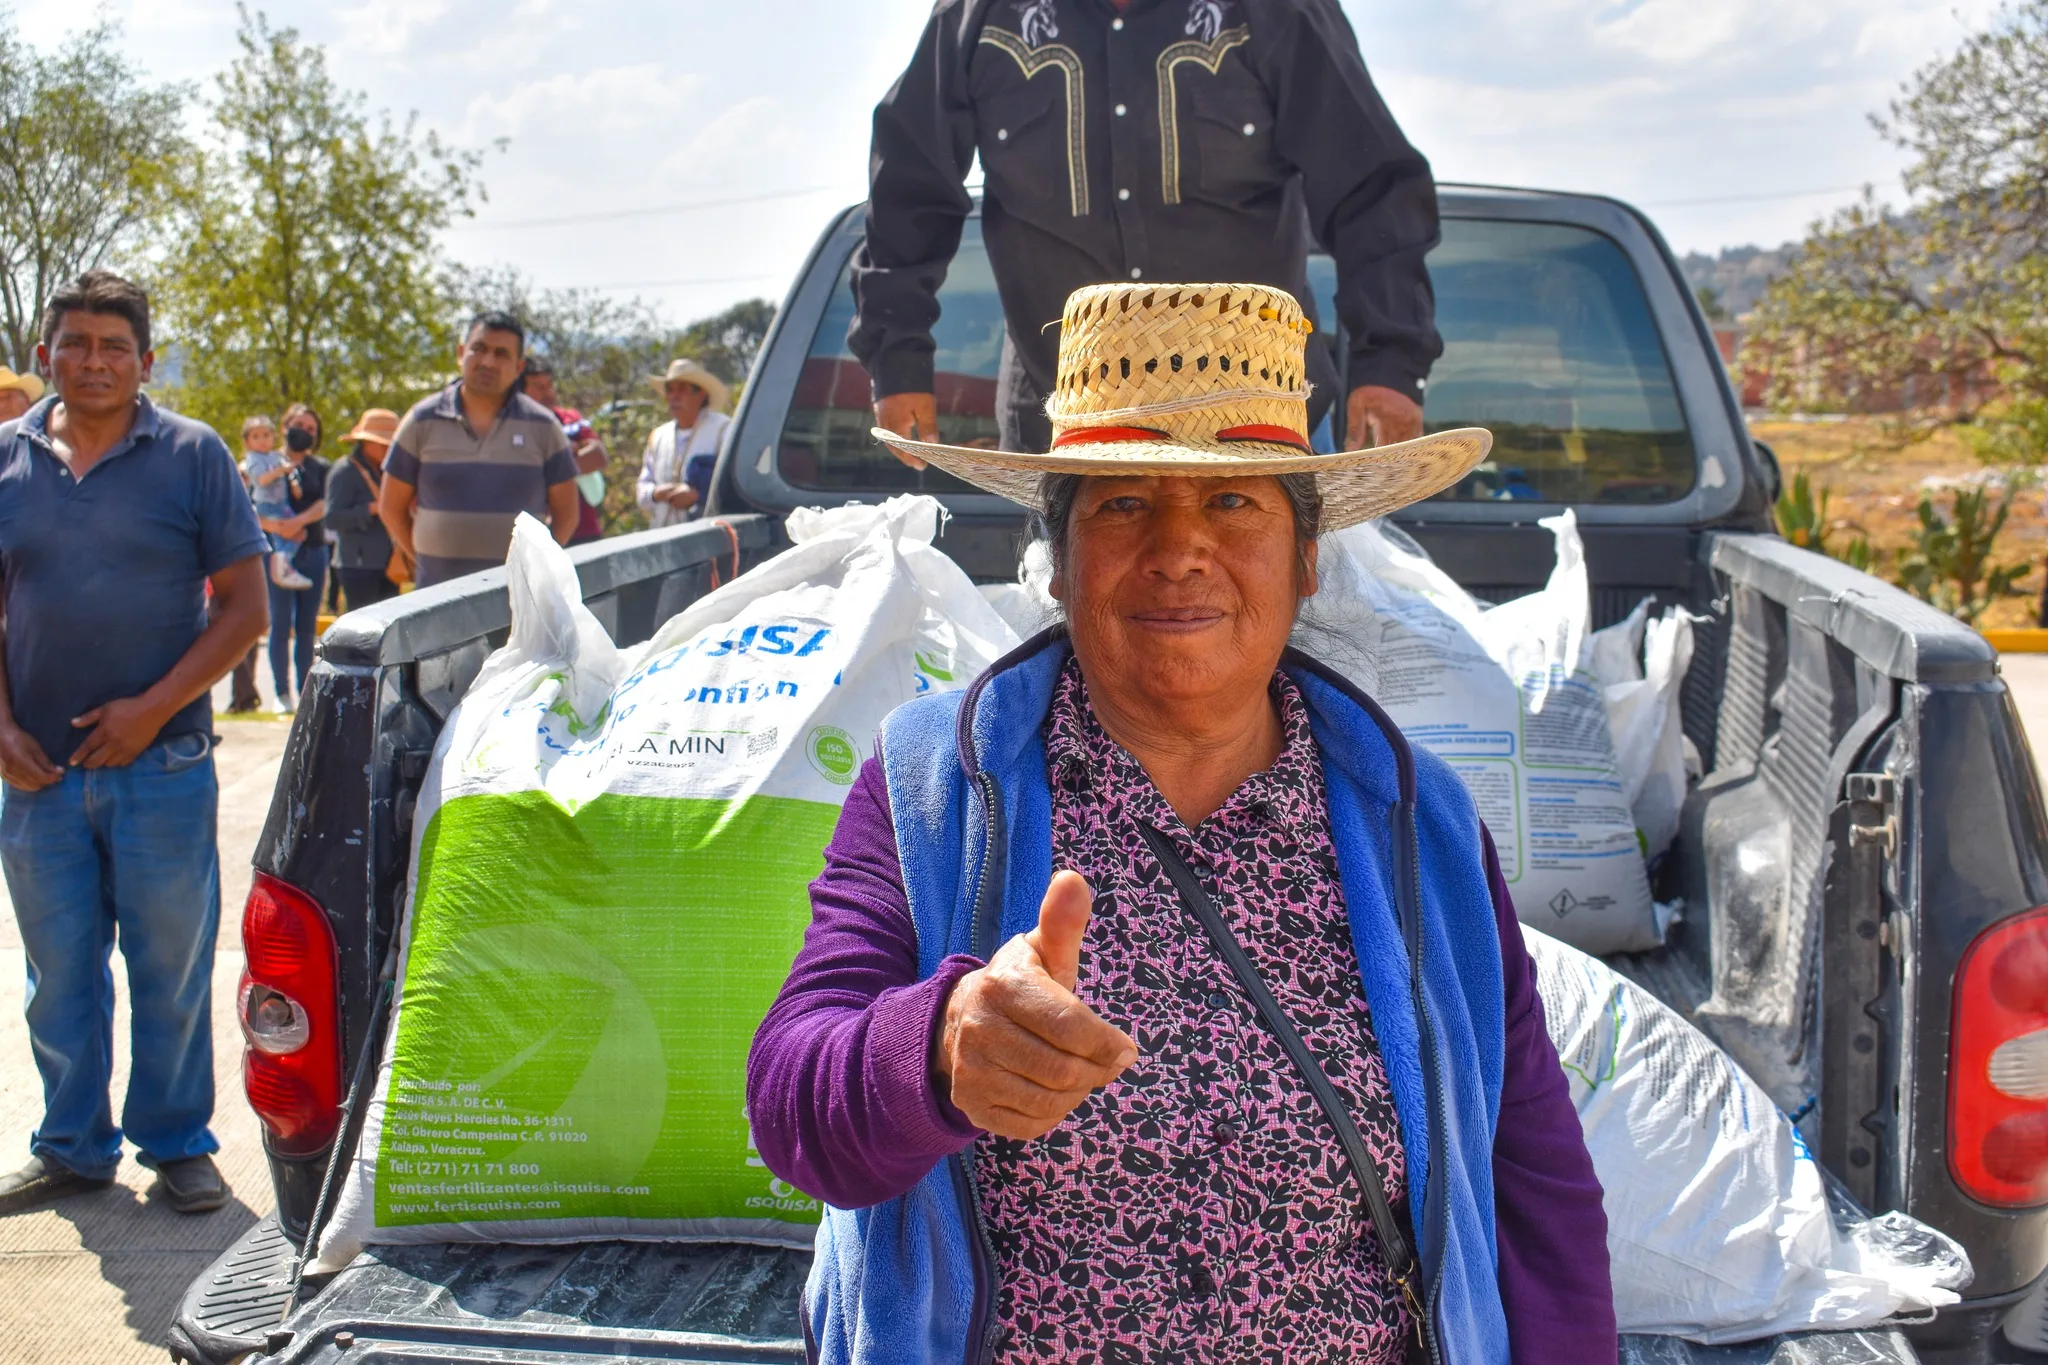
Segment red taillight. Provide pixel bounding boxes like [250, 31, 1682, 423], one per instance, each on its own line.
[1952, 906, 2048, 1207]
[240, 872, 341, 1157]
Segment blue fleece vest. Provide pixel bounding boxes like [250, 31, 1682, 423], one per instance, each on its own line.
[806, 636, 1511, 1364]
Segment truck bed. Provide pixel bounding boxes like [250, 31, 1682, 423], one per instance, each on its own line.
[181, 1217, 1922, 1365]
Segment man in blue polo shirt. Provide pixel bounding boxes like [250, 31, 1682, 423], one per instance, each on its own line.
[0, 271, 269, 1216]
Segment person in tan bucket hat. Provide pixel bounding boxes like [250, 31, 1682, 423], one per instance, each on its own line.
[754, 282, 1615, 1363]
[873, 281, 1489, 527]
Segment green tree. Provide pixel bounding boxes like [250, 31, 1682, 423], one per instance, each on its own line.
[0, 14, 189, 372]
[456, 270, 776, 534]
[1742, 2, 2048, 425]
[674, 298, 776, 391]
[158, 9, 487, 442]
[456, 268, 675, 410]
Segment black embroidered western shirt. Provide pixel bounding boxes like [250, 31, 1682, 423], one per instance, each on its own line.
[850, 0, 1443, 410]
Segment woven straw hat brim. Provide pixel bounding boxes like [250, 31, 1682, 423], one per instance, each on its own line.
[872, 426, 1493, 530]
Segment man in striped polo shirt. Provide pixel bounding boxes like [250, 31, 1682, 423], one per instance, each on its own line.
[379, 311, 581, 588]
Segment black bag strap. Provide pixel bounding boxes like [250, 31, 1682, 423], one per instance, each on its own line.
[1137, 822, 1427, 1334]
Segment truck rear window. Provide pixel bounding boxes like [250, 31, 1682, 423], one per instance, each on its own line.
[779, 216, 1696, 505]
[1424, 220, 1695, 504]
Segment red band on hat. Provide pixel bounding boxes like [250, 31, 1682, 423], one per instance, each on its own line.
[1051, 426, 1171, 448]
[1215, 424, 1313, 452]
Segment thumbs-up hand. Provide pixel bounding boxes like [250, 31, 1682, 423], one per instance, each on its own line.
[936, 870, 1140, 1140]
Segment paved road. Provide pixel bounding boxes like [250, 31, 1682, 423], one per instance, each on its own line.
[3, 660, 2048, 1362]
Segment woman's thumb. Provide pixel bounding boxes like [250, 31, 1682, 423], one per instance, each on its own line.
[1028, 870, 1094, 991]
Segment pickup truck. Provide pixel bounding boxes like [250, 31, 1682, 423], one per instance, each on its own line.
[169, 185, 2048, 1365]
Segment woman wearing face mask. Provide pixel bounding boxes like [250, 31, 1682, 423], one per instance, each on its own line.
[260, 403, 331, 711]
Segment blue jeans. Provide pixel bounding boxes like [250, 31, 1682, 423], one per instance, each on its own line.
[267, 540, 328, 700]
[0, 732, 222, 1177]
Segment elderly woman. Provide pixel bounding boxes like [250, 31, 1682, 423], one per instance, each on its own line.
[748, 284, 1614, 1364]
[327, 408, 402, 609]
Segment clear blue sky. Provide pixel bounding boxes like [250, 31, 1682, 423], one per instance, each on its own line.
[20, 0, 2002, 326]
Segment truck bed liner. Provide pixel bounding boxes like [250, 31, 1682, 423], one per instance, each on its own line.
[176, 1218, 1924, 1364]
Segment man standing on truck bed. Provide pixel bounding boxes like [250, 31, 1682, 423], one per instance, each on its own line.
[378, 311, 582, 589]
[0, 271, 269, 1216]
[858, 0, 1441, 458]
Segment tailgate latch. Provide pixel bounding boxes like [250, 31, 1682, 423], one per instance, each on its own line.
[1846, 773, 1898, 858]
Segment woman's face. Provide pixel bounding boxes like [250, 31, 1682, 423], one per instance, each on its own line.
[362, 440, 389, 465]
[284, 410, 319, 459]
[1053, 474, 1316, 714]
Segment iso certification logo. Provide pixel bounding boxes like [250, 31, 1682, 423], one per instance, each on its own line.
[806, 726, 858, 785]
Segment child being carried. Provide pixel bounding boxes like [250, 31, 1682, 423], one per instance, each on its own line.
[240, 416, 314, 590]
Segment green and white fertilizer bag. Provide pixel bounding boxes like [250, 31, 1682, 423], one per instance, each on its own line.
[313, 497, 1017, 1271]
[1525, 925, 1971, 1340]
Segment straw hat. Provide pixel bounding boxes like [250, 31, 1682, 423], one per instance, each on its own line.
[650, 357, 730, 413]
[0, 368, 44, 403]
[873, 282, 1490, 530]
[344, 408, 399, 444]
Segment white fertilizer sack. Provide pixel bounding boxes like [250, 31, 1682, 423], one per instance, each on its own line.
[980, 538, 1060, 640]
[313, 497, 1017, 1271]
[1589, 601, 1697, 863]
[1528, 926, 1970, 1341]
[1300, 514, 1664, 954]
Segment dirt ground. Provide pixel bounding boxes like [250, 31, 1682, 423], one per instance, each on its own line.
[1751, 416, 2047, 630]
[0, 698, 289, 1363]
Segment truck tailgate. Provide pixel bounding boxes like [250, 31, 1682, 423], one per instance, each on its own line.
[195, 1227, 1922, 1364]
[188, 1229, 806, 1364]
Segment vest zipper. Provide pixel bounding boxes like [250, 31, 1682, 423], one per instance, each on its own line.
[951, 1152, 1000, 1365]
[968, 771, 1005, 961]
[1399, 799, 1447, 1365]
[960, 766, 1006, 1363]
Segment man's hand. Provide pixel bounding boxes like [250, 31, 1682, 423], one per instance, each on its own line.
[546, 479, 581, 546]
[936, 870, 1139, 1140]
[574, 438, 608, 476]
[69, 696, 171, 769]
[873, 392, 937, 470]
[1347, 385, 1426, 447]
[0, 722, 61, 790]
[378, 476, 418, 558]
[653, 483, 700, 511]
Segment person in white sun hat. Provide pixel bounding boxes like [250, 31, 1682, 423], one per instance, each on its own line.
[636, 357, 731, 527]
[750, 281, 1616, 1365]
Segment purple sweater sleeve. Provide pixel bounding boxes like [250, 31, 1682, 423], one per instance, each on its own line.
[1482, 826, 1619, 1364]
[746, 756, 983, 1209]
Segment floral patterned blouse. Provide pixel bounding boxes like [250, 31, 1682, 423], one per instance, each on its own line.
[971, 659, 1414, 1364]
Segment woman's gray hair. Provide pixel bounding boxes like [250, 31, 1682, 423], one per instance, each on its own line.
[1030, 471, 1324, 575]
